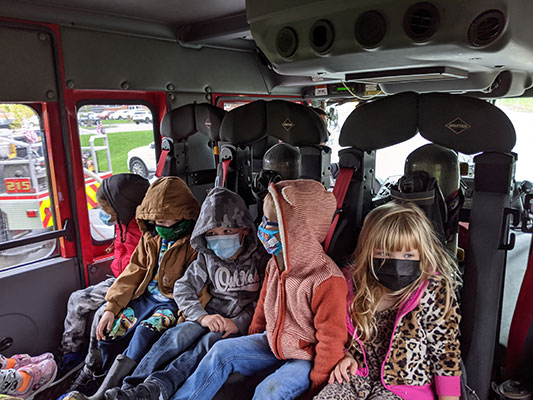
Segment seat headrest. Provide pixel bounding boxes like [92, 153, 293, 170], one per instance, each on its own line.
[220, 100, 327, 146]
[340, 92, 418, 150]
[219, 100, 267, 145]
[340, 92, 516, 154]
[160, 103, 226, 141]
[418, 93, 516, 154]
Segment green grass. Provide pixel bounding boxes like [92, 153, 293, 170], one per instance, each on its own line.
[79, 130, 154, 174]
[103, 119, 130, 125]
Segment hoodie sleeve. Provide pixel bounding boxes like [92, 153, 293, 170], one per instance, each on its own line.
[173, 253, 210, 321]
[105, 237, 148, 315]
[309, 275, 348, 392]
[424, 277, 462, 397]
[248, 264, 270, 335]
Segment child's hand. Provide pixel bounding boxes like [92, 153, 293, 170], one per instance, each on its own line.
[329, 353, 358, 384]
[222, 318, 239, 338]
[97, 311, 115, 341]
[198, 314, 226, 333]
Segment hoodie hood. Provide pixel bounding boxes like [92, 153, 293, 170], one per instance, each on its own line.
[268, 179, 336, 270]
[101, 173, 150, 226]
[191, 187, 258, 258]
[101, 173, 150, 242]
[136, 177, 200, 233]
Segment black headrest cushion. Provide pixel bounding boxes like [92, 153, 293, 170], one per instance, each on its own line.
[266, 100, 327, 145]
[418, 93, 516, 154]
[219, 100, 327, 146]
[160, 103, 226, 141]
[219, 100, 268, 145]
[340, 92, 418, 150]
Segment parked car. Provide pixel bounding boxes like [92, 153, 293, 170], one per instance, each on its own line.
[127, 142, 156, 178]
[77, 112, 98, 126]
[98, 110, 112, 119]
[0, 118, 13, 129]
[132, 110, 152, 124]
[110, 109, 134, 120]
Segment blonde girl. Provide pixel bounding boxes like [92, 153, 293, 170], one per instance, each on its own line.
[316, 201, 462, 400]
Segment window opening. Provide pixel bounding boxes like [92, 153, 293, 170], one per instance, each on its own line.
[76, 104, 155, 243]
[0, 104, 58, 270]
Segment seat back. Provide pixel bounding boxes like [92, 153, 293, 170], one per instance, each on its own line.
[217, 100, 329, 207]
[329, 92, 516, 400]
[160, 103, 226, 202]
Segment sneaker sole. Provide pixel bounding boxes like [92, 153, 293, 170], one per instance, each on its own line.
[26, 365, 58, 400]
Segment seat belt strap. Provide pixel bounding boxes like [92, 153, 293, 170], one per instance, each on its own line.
[155, 148, 170, 178]
[324, 167, 355, 252]
[221, 159, 231, 187]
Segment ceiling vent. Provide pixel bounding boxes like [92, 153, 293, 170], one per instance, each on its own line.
[355, 11, 386, 48]
[276, 27, 298, 59]
[309, 20, 335, 55]
[404, 2, 440, 42]
[468, 10, 505, 47]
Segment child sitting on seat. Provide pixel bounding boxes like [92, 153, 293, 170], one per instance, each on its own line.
[60, 174, 149, 373]
[64, 177, 209, 400]
[172, 179, 348, 400]
[0, 353, 56, 399]
[104, 187, 267, 400]
[315, 202, 461, 400]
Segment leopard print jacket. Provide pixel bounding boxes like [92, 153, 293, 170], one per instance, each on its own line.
[349, 275, 461, 388]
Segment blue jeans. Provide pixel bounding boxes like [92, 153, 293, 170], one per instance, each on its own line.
[98, 293, 177, 369]
[171, 332, 312, 400]
[123, 320, 224, 398]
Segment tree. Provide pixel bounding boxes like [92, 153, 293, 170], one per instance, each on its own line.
[0, 104, 37, 129]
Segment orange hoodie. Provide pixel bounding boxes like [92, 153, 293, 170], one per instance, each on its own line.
[248, 179, 347, 391]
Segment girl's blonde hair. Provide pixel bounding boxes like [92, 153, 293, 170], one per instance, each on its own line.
[350, 201, 459, 342]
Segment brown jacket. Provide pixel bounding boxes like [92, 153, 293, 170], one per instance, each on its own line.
[105, 177, 205, 316]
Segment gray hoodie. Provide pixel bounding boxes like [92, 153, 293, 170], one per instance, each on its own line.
[173, 187, 267, 334]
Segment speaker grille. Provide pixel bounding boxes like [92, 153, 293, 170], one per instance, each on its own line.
[404, 2, 440, 41]
[309, 20, 335, 54]
[276, 27, 298, 59]
[355, 11, 386, 48]
[468, 10, 505, 47]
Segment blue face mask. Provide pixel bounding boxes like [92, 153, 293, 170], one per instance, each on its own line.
[99, 209, 116, 226]
[257, 217, 282, 256]
[205, 233, 242, 259]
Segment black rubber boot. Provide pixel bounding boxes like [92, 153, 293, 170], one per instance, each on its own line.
[87, 354, 137, 400]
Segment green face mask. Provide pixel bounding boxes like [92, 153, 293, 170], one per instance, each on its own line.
[155, 220, 194, 241]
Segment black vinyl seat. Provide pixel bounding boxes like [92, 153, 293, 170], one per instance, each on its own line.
[328, 91, 517, 400]
[217, 100, 330, 208]
[159, 103, 226, 202]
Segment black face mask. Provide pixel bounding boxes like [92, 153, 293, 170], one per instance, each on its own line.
[373, 258, 421, 291]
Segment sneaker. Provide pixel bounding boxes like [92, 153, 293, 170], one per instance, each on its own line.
[67, 368, 100, 395]
[7, 353, 54, 370]
[55, 351, 84, 379]
[12, 358, 57, 399]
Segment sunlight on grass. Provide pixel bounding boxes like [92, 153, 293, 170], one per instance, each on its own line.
[79, 130, 154, 173]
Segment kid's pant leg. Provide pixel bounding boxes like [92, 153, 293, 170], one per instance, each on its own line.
[84, 304, 107, 373]
[61, 278, 115, 353]
[313, 374, 372, 400]
[148, 330, 224, 398]
[122, 321, 208, 390]
[253, 359, 312, 400]
[122, 307, 178, 363]
[171, 333, 283, 400]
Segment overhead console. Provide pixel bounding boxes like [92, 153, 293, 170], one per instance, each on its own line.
[246, 0, 533, 96]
